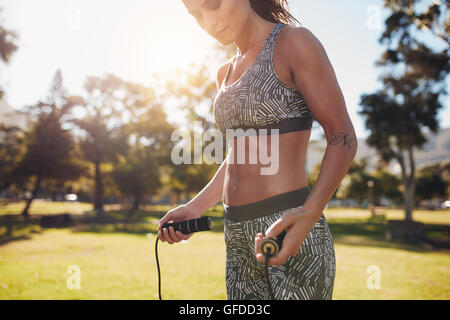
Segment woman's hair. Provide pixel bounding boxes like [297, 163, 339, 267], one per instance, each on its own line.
[249, 0, 302, 27]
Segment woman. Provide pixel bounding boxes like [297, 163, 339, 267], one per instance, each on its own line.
[158, 0, 357, 300]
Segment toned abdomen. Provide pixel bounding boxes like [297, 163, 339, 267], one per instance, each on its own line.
[223, 130, 311, 206]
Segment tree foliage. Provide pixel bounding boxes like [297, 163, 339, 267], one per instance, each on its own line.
[359, 0, 449, 221]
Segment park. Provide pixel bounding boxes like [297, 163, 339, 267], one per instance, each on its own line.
[0, 0, 449, 301]
[0, 200, 448, 299]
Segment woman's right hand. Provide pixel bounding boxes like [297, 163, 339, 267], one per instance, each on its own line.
[157, 203, 203, 244]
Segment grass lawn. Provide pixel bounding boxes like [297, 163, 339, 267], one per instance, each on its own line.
[0, 200, 93, 215]
[0, 229, 226, 300]
[0, 202, 449, 300]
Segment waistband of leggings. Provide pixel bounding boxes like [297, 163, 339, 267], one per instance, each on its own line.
[223, 185, 312, 223]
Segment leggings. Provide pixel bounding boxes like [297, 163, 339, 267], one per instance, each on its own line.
[223, 185, 336, 300]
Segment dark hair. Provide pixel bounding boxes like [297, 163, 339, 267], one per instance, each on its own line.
[249, 0, 302, 27]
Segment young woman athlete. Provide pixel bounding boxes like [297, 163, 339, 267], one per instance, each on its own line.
[158, 0, 357, 300]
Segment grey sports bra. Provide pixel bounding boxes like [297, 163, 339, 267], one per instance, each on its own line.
[213, 23, 314, 136]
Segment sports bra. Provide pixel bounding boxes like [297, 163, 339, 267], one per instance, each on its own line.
[213, 23, 314, 136]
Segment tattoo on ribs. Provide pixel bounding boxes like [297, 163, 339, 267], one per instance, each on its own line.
[329, 131, 354, 151]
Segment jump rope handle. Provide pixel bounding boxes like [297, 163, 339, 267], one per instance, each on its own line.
[161, 216, 211, 234]
[157, 217, 282, 300]
[260, 230, 286, 257]
[156, 216, 212, 300]
[260, 230, 287, 300]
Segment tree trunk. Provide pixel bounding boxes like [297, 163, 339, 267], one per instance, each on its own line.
[21, 175, 42, 217]
[0, 181, 12, 194]
[127, 193, 142, 222]
[387, 144, 422, 242]
[93, 162, 104, 216]
[404, 144, 416, 222]
[403, 179, 414, 222]
[396, 144, 416, 222]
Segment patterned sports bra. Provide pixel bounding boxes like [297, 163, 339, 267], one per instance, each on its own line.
[213, 23, 314, 136]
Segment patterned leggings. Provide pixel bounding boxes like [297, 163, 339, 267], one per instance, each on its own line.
[223, 186, 336, 300]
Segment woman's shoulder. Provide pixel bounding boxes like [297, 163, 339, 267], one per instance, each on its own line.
[281, 25, 328, 68]
[282, 25, 318, 43]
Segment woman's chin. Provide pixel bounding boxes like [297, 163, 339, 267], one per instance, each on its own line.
[217, 38, 233, 46]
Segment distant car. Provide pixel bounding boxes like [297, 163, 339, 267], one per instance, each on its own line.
[442, 200, 450, 209]
[64, 194, 78, 201]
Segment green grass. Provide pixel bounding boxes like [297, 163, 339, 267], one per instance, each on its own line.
[325, 207, 450, 225]
[0, 229, 226, 300]
[0, 200, 93, 215]
[0, 203, 449, 300]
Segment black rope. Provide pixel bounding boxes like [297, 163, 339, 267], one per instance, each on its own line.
[156, 234, 276, 300]
[155, 237, 162, 300]
[264, 251, 276, 300]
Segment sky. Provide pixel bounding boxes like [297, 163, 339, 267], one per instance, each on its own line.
[0, 0, 448, 141]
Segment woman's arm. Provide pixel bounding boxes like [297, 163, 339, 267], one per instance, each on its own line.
[158, 64, 232, 243]
[183, 61, 233, 214]
[256, 27, 357, 266]
[288, 27, 358, 217]
[185, 151, 229, 215]
[158, 151, 229, 243]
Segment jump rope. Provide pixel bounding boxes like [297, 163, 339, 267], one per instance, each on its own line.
[154, 216, 286, 300]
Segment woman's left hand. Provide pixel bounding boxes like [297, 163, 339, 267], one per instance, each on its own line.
[255, 206, 319, 266]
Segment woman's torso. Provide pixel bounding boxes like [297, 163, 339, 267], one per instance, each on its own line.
[214, 23, 314, 206]
[223, 131, 310, 206]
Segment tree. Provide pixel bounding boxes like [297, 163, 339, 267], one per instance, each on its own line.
[0, 124, 24, 193]
[337, 158, 374, 205]
[372, 168, 402, 205]
[111, 145, 161, 220]
[415, 162, 447, 203]
[14, 70, 86, 216]
[0, 7, 19, 99]
[162, 45, 237, 158]
[75, 116, 126, 215]
[73, 73, 154, 215]
[359, 0, 449, 228]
